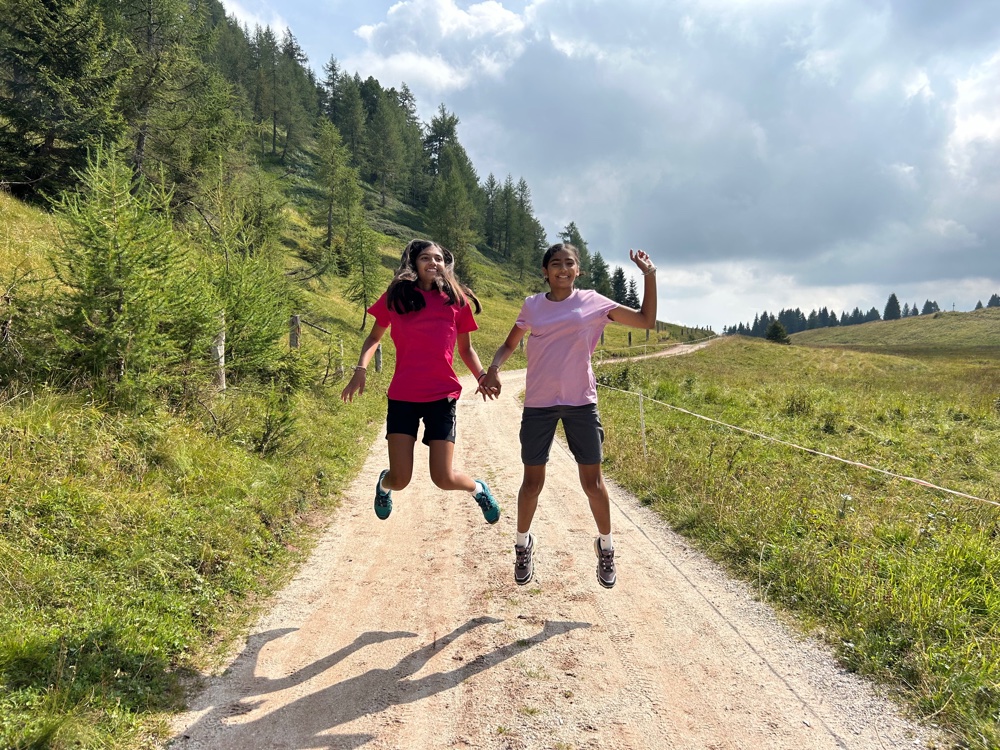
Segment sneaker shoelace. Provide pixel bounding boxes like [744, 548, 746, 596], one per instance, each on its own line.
[598, 548, 615, 571]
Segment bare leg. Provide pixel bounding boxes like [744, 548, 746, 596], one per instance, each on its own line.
[427, 440, 476, 491]
[384, 434, 416, 491]
[578, 463, 611, 535]
[517, 464, 547, 534]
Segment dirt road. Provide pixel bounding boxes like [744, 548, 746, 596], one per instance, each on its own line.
[170, 350, 935, 749]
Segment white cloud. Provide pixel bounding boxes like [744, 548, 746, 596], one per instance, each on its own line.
[280, 0, 1000, 329]
[219, 0, 287, 35]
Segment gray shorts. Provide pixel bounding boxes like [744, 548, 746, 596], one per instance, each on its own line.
[520, 404, 605, 466]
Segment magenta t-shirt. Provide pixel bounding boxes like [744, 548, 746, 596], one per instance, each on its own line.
[368, 288, 478, 402]
[515, 289, 619, 407]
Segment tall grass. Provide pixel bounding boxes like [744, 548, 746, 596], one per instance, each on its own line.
[597, 337, 1000, 749]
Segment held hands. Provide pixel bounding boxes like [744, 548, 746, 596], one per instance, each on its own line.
[340, 367, 366, 402]
[477, 368, 502, 400]
[629, 248, 655, 275]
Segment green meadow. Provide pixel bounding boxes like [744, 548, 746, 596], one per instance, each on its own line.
[596, 332, 1000, 749]
[5, 184, 998, 748]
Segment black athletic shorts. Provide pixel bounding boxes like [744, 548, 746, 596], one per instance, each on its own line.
[520, 404, 605, 466]
[386, 397, 458, 444]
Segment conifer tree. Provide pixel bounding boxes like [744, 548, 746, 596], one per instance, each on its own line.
[0, 0, 124, 200]
[988, 293, 1000, 308]
[884, 293, 901, 320]
[610, 267, 627, 305]
[765, 320, 790, 344]
[49, 146, 217, 403]
[625, 278, 640, 309]
[344, 223, 383, 329]
[589, 252, 612, 297]
[559, 222, 591, 288]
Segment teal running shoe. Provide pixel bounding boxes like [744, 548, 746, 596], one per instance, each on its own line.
[472, 480, 500, 524]
[374, 469, 392, 520]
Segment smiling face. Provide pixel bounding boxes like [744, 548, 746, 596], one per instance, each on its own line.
[543, 248, 581, 290]
[414, 244, 447, 289]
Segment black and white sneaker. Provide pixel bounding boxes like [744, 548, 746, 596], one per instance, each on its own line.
[594, 538, 616, 589]
[514, 534, 534, 585]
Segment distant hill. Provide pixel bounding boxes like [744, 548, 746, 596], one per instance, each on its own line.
[790, 306, 1000, 354]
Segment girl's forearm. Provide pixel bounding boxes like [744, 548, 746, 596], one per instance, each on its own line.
[489, 343, 517, 371]
[638, 272, 658, 328]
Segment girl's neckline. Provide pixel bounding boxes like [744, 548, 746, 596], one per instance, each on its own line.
[544, 288, 576, 302]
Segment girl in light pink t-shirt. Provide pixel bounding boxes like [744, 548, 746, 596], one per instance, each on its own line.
[482, 243, 657, 589]
[341, 239, 501, 526]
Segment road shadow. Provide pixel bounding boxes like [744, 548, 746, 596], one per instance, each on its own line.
[172, 616, 590, 749]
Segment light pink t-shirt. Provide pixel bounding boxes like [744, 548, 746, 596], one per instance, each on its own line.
[515, 289, 618, 407]
[368, 288, 478, 402]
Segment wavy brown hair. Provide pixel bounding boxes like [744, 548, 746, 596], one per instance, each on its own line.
[386, 239, 482, 315]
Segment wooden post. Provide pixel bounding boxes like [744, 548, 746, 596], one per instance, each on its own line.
[628, 331, 632, 347]
[290, 315, 301, 349]
[375, 342, 382, 373]
[212, 313, 226, 391]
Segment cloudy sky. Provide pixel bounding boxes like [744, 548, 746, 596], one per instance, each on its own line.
[221, 0, 1000, 332]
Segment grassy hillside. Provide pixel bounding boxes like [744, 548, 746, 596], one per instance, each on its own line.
[596, 336, 999, 748]
[0, 184, 691, 748]
[791, 306, 1000, 357]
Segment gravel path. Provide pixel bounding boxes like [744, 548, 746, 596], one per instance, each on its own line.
[169, 348, 938, 750]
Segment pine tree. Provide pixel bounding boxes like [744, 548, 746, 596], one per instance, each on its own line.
[344, 223, 383, 329]
[884, 293, 901, 320]
[610, 267, 627, 305]
[589, 252, 612, 297]
[366, 92, 403, 206]
[975, 300, 984, 310]
[625, 278, 640, 309]
[49, 145, 217, 402]
[987, 293, 1000, 308]
[559, 222, 591, 288]
[765, 320, 790, 344]
[0, 0, 124, 200]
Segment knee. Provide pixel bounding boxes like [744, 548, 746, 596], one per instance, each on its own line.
[580, 475, 605, 498]
[387, 470, 412, 491]
[429, 467, 454, 489]
[520, 477, 545, 498]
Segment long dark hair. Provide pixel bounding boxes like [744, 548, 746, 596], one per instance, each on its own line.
[385, 239, 482, 314]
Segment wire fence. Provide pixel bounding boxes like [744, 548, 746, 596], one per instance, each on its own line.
[596, 381, 999, 509]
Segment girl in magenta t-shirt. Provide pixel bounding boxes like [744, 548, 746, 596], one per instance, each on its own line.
[341, 239, 500, 524]
[482, 243, 657, 588]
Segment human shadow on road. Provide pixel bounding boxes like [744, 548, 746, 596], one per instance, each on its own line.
[173, 616, 590, 750]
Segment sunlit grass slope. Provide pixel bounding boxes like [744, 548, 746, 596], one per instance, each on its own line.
[596, 335, 1000, 748]
[791, 306, 1000, 356]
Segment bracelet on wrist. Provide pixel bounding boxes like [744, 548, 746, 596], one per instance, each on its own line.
[642, 266, 657, 277]
[477, 371, 487, 381]
[488, 364, 500, 372]
[353, 365, 367, 372]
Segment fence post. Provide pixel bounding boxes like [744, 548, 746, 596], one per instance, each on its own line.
[212, 312, 226, 391]
[639, 391, 647, 459]
[628, 331, 632, 347]
[290, 315, 301, 349]
[375, 342, 382, 373]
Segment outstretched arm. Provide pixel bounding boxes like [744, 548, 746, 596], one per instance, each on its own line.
[456, 332, 495, 401]
[608, 249, 657, 329]
[480, 323, 527, 396]
[340, 323, 387, 402]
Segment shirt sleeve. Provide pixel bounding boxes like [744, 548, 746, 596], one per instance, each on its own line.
[456, 300, 478, 334]
[590, 291, 620, 320]
[514, 296, 532, 330]
[367, 292, 391, 328]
